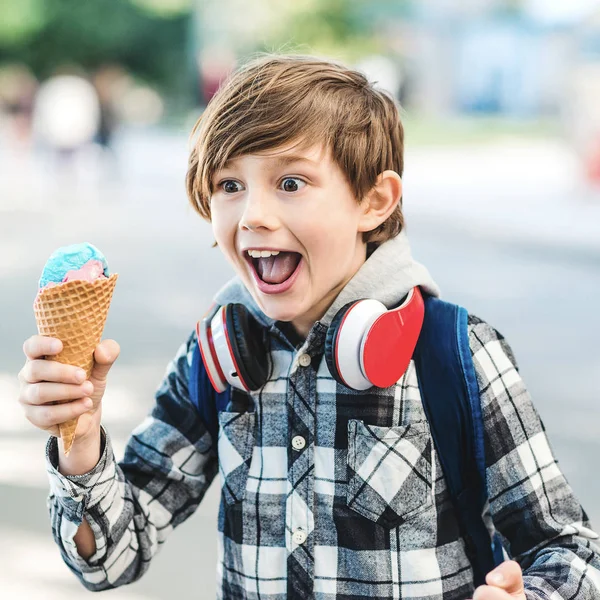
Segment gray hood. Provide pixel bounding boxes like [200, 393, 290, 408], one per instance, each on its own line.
[213, 230, 440, 329]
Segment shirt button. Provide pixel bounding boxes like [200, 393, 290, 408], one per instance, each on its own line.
[291, 435, 306, 451]
[292, 528, 307, 545]
[298, 353, 311, 367]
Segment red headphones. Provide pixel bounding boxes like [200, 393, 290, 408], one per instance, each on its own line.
[197, 286, 425, 393]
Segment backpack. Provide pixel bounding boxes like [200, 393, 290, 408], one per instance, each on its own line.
[188, 294, 505, 587]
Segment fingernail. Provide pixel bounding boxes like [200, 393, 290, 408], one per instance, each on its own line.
[83, 398, 93, 408]
[50, 341, 62, 353]
[75, 369, 86, 383]
[82, 381, 94, 394]
[489, 572, 504, 585]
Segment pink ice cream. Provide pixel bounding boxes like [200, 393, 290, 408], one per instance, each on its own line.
[43, 260, 107, 289]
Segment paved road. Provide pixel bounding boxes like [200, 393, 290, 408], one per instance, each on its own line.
[0, 130, 598, 599]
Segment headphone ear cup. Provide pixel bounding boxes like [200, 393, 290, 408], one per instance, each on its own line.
[325, 299, 386, 390]
[361, 287, 425, 388]
[225, 304, 270, 391]
[197, 315, 228, 393]
[324, 301, 355, 385]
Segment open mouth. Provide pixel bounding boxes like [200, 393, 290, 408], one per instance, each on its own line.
[244, 250, 303, 291]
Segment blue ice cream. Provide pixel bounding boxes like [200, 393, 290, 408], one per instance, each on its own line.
[39, 243, 109, 289]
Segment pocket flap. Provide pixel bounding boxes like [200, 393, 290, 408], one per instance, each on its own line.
[347, 420, 432, 528]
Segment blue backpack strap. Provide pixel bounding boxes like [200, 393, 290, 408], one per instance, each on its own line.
[413, 294, 503, 587]
[189, 341, 231, 445]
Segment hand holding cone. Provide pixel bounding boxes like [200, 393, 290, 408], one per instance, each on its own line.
[33, 243, 118, 455]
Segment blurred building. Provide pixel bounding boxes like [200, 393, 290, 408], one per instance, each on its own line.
[386, 1, 600, 117]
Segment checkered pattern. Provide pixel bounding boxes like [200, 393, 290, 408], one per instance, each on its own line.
[346, 419, 432, 528]
[46, 315, 600, 599]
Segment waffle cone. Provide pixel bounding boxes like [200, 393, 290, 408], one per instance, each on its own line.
[33, 274, 118, 455]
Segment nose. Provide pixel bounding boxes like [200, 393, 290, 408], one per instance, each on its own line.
[239, 190, 280, 232]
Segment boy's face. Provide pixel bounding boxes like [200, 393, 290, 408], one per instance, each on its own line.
[210, 143, 370, 337]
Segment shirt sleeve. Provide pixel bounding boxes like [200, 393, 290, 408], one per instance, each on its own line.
[468, 315, 600, 599]
[45, 329, 219, 591]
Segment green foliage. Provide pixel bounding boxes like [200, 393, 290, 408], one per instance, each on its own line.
[0, 0, 413, 98]
[261, 0, 409, 61]
[130, 0, 192, 17]
[0, 0, 192, 92]
[0, 0, 46, 45]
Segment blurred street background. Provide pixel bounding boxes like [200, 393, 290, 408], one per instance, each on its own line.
[1, 0, 599, 598]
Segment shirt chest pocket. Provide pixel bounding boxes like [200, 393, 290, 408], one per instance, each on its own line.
[218, 411, 256, 506]
[346, 420, 433, 529]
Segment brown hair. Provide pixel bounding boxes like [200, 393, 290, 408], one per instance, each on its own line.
[186, 54, 404, 245]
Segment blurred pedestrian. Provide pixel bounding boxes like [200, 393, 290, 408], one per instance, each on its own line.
[31, 70, 102, 194]
[0, 64, 38, 151]
[91, 64, 131, 182]
[198, 46, 236, 105]
[92, 66, 123, 154]
[33, 72, 100, 164]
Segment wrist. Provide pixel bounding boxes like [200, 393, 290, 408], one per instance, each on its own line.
[58, 426, 103, 476]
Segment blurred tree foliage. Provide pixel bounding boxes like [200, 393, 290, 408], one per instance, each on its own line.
[263, 0, 410, 61]
[0, 0, 414, 99]
[0, 0, 192, 92]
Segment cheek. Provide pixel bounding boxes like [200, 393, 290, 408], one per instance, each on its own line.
[211, 208, 235, 247]
[304, 227, 357, 274]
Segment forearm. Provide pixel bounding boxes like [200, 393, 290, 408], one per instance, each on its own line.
[72, 518, 96, 560]
[47, 332, 219, 589]
[57, 426, 103, 560]
[48, 431, 151, 590]
[520, 533, 600, 600]
[47, 424, 218, 590]
[58, 426, 102, 476]
[469, 317, 600, 598]
[48, 429, 123, 589]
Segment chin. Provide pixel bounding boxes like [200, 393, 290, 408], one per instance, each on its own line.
[259, 304, 300, 323]
[250, 295, 299, 321]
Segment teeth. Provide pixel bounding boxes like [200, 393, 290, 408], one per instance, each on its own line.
[247, 249, 281, 258]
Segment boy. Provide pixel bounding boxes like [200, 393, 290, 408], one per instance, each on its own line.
[18, 55, 600, 599]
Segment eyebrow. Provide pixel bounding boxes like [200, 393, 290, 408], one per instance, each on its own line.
[271, 154, 319, 168]
[221, 154, 319, 171]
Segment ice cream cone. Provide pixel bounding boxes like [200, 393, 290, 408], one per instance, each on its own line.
[33, 274, 118, 455]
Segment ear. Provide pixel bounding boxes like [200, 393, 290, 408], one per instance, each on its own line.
[358, 170, 403, 234]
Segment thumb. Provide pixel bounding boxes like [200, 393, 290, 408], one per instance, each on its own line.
[90, 339, 120, 383]
[486, 561, 524, 595]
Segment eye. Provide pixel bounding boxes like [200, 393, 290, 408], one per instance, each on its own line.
[220, 180, 243, 194]
[280, 177, 306, 193]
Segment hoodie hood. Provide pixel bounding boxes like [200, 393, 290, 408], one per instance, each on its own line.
[213, 230, 440, 330]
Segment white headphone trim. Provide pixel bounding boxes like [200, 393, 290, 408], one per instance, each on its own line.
[336, 299, 387, 390]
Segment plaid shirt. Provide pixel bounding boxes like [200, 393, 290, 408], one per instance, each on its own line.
[46, 236, 600, 599]
[46, 316, 600, 599]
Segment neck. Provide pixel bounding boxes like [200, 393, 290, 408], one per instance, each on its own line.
[291, 238, 368, 338]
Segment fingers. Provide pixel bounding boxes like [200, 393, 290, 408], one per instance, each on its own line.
[20, 359, 87, 385]
[473, 585, 513, 600]
[20, 380, 94, 406]
[19, 337, 120, 387]
[91, 340, 120, 382]
[18, 335, 118, 436]
[486, 561, 524, 595]
[23, 397, 94, 431]
[23, 335, 63, 360]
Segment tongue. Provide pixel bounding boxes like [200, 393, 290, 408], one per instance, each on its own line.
[256, 252, 300, 284]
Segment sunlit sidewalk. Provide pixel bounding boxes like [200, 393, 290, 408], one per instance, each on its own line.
[0, 528, 151, 600]
[404, 139, 600, 256]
